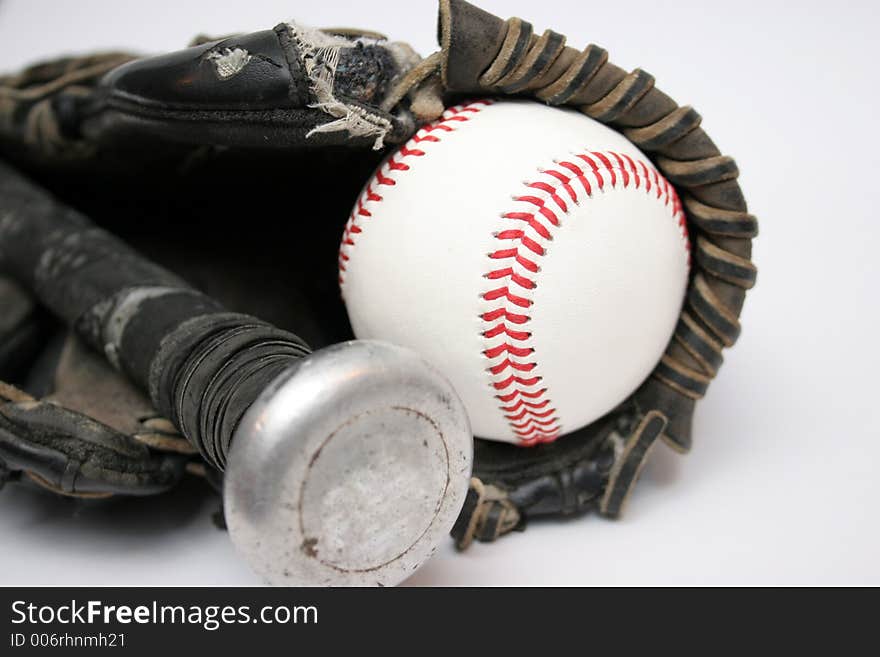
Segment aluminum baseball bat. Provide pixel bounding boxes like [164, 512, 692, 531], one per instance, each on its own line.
[0, 159, 472, 586]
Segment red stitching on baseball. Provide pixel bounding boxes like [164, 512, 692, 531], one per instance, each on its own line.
[483, 146, 688, 445]
[496, 388, 547, 402]
[375, 171, 395, 186]
[365, 186, 382, 202]
[541, 169, 578, 202]
[482, 287, 532, 308]
[483, 323, 531, 341]
[480, 308, 530, 325]
[485, 268, 536, 290]
[493, 374, 542, 390]
[510, 415, 558, 429]
[338, 100, 495, 288]
[502, 212, 553, 240]
[488, 248, 539, 273]
[338, 99, 689, 446]
[501, 398, 550, 413]
[515, 197, 561, 226]
[412, 134, 439, 144]
[400, 146, 426, 157]
[388, 157, 409, 171]
[526, 182, 568, 212]
[484, 344, 534, 360]
[506, 406, 555, 421]
[558, 160, 594, 195]
[488, 358, 537, 375]
[495, 231, 544, 257]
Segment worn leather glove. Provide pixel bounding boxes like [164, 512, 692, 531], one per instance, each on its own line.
[0, 0, 756, 547]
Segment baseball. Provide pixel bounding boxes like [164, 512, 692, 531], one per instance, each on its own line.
[339, 99, 690, 445]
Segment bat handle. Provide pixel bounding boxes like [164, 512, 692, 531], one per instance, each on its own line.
[148, 310, 310, 470]
[0, 159, 310, 470]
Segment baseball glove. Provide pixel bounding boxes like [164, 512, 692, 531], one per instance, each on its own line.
[0, 0, 756, 557]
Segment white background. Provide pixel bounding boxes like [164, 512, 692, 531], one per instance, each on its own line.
[0, 0, 877, 586]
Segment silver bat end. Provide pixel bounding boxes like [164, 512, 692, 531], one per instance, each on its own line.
[223, 340, 473, 586]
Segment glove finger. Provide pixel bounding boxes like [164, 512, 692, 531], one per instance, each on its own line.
[0, 391, 186, 497]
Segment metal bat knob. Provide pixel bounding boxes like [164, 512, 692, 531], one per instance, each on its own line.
[0, 160, 472, 586]
[226, 340, 471, 586]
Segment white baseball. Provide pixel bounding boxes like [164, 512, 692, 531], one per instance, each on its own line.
[339, 99, 690, 445]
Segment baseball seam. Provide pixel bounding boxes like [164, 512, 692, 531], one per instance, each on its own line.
[339, 99, 689, 445]
[485, 151, 689, 445]
[338, 100, 495, 283]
